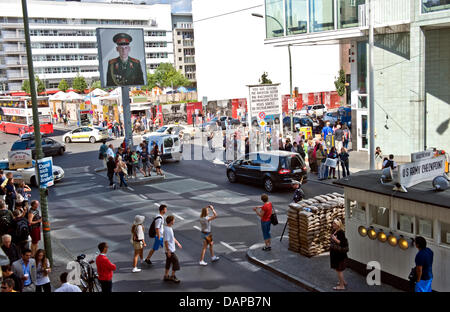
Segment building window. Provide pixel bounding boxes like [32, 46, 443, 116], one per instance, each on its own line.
[417, 218, 433, 239]
[397, 213, 414, 234]
[179, 66, 183, 70]
[285, 0, 307, 35]
[178, 49, 182, 52]
[265, 0, 285, 38]
[178, 40, 181, 44]
[441, 222, 450, 246]
[369, 205, 389, 228]
[178, 31, 181, 35]
[309, 0, 335, 33]
[179, 57, 182, 61]
[357, 41, 367, 94]
[338, 0, 364, 29]
[347, 200, 366, 223]
[422, 0, 450, 13]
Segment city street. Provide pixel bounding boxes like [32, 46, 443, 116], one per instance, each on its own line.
[1, 128, 343, 292]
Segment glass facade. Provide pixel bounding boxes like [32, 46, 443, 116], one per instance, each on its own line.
[265, 0, 285, 38]
[357, 41, 367, 94]
[422, 0, 450, 13]
[286, 0, 308, 35]
[309, 0, 334, 32]
[338, 0, 365, 29]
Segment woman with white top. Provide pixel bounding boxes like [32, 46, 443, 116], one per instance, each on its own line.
[199, 205, 220, 266]
[131, 215, 146, 273]
[34, 249, 51, 292]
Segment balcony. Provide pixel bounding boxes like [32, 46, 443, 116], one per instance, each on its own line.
[359, 0, 411, 29]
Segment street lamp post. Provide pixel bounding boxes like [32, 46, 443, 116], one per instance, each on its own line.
[368, 0, 375, 170]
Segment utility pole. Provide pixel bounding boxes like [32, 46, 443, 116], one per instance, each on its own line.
[368, 0, 375, 170]
[21, 0, 53, 265]
[121, 86, 133, 149]
[288, 44, 293, 133]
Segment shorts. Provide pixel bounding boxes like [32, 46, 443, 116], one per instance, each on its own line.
[201, 232, 213, 244]
[31, 226, 41, 244]
[261, 220, 271, 241]
[165, 252, 180, 271]
[132, 241, 144, 250]
[142, 160, 150, 170]
[152, 237, 164, 251]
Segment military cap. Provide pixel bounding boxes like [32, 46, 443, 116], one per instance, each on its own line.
[113, 33, 132, 45]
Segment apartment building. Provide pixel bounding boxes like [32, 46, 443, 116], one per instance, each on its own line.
[263, 0, 450, 159]
[172, 13, 196, 85]
[0, 0, 174, 92]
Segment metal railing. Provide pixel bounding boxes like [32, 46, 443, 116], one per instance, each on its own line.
[359, 0, 411, 28]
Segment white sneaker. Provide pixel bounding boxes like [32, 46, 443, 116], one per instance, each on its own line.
[199, 260, 208, 266]
[211, 256, 220, 262]
[132, 267, 141, 273]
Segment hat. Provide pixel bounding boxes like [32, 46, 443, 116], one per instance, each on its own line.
[113, 33, 132, 46]
[291, 180, 301, 185]
[133, 215, 145, 225]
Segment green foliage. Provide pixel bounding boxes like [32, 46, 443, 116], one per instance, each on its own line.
[58, 79, 69, 92]
[21, 80, 30, 94]
[334, 68, 346, 97]
[21, 76, 46, 94]
[91, 80, 102, 90]
[152, 63, 191, 89]
[72, 74, 88, 93]
[259, 72, 272, 84]
[143, 71, 158, 91]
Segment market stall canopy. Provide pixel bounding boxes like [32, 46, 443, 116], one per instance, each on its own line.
[49, 91, 69, 101]
[109, 87, 121, 96]
[177, 86, 188, 93]
[88, 88, 108, 97]
[66, 91, 84, 101]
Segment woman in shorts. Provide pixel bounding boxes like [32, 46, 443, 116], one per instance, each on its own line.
[131, 215, 146, 273]
[198, 205, 220, 266]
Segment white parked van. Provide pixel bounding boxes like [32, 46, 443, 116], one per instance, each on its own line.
[143, 133, 182, 162]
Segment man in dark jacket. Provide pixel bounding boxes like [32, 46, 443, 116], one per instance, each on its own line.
[12, 209, 29, 252]
[107, 156, 116, 188]
[1, 234, 21, 265]
[0, 200, 14, 236]
[1, 264, 23, 292]
[292, 180, 305, 203]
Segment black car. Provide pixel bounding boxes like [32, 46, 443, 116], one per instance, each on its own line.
[11, 137, 66, 158]
[283, 116, 313, 130]
[226, 151, 308, 192]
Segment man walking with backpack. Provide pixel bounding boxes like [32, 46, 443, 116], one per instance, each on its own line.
[144, 204, 167, 265]
[0, 200, 14, 237]
[12, 209, 30, 252]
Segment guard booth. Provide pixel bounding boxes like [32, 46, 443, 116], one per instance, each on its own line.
[334, 152, 450, 291]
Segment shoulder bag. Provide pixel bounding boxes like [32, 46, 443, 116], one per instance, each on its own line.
[270, 209, 278, 226]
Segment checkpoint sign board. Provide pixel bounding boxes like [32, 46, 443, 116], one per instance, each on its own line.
[37, 157, 54, 188]
[248, 84, 282, 119]
[8, 150, 32, 170]
[398, 155, 446, 188]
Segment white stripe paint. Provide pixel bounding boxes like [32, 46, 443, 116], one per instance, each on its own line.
[139, 194, 148, 200]
[173, 213, 185, 220]
[193, 226, 201, 231]
[220, 241, 237, 252]
[127, 186, 134, 191]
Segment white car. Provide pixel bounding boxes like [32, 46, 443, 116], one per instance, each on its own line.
[63, 126, 109, 144]
[144, 124, 196, 141]
[0, 159, 64, 187]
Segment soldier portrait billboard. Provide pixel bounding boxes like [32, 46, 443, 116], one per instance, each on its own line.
[96, 28, 147, 87]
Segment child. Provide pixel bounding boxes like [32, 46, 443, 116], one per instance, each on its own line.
[163, 215, 182, 283]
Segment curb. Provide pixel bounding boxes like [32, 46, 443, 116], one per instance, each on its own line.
[246, 246, 324, 292]
[94, 167, 107, 172]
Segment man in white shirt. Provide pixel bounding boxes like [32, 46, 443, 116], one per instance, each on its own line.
[144, 204, 167, 265]
[106, 144, 115, 159]
[163, 215, 182, 283]
[54, 272, 81, 292]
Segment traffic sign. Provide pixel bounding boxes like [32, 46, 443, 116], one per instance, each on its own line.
[258, 112, 266, 120]
[288, 99, 295, 110]
[259, 120, 266, 127]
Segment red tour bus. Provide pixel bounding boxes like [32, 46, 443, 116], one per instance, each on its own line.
[0, 96, 54, 135]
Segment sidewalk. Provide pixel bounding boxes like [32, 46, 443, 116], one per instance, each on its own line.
[247, 237, 401, 292]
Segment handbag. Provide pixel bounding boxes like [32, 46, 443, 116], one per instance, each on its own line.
[98, 152, 104, 160]
[270, 210, 278, 226]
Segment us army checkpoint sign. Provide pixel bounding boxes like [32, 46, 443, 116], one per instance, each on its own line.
[96, 28, 147, 88]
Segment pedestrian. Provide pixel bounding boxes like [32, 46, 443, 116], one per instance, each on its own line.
[5, 176, 16, 212]
[131, 150, 139, 179]
[382, 154, 397, 170]
[1, 234, 21, 265]
[233, 134, 238, 160]
[328, 146, 338, 179]
[27, 200, 42, 257]
[334, 124, 344, 152]
[34, 249, 51, 292]
[199, 205, 220, 266]
[106, 144, 115, 160]
[152, 144, 163, 176]
[12, 248, 36, 292]
[315, 143, 327, 180]
[330, 218, 348, 291]
[0, 170, 6, 201]
[163, 215, 182, 283]
[131, 215, 146, 273]
[253, 194, 272, 251]
[96, 242, 117, 293]
[414, 236, 433, 292]
[115, 156, 128, 188]
[15, 181, 31, 210]
[284, 138, 293, 152]
[139, 143, 152, 177]
[144, 204, 167, 265]
[245, 137, 250, 156]
[339, 147, 350, 177]
[1, 278, 17, 292]
[0, 200, 14, 237]
[322, 121, 333, 141]
[207, 130, 214, 153]
[124, 147, 133, 177]
[1, 265, 22, 292]
[342, 124, 351, 149]
[308, 139, 317, 173]
[375, 146, 383, 170]
[54, 272, 81, 292]
[107, 156, 116, 188]
[292, 180, 305, 203]
[12, 208, 30, 252]
[99, 140, 108, 169]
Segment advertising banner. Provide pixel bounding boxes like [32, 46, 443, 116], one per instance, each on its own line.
[398, 155, 446, 188]
[8, 150, 32, 170]
[37, 157, 54, 188]
[96, 28, 147, 88]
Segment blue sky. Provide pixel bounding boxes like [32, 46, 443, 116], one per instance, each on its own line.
[53, 0, 192, 13]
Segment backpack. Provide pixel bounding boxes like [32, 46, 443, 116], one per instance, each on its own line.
[148, 216, 162, 238]
[0, 210, 12, 234]
[15, 218, 30, 242]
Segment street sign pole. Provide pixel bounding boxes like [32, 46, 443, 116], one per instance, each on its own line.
[21, 0, 52, 265]
[121, 86, 133, 149]
[288, 44, 293, 134]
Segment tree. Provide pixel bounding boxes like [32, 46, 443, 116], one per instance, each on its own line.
[90, 80, 102, 90]
[143, 71, 158, 91]
[21, 80, 30, 94]
[334, 68, 346, 97]
[21, 76, 46, 94]
[58, 79, 69, 92]
[153, 63, 191, 89]
[72, 74, 88, 93]
[259, 72, 272, 84]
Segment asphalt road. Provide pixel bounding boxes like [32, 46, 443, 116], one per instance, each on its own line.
[1, 128, 343, 292]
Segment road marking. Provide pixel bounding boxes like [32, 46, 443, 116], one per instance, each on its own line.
[173, 213, 185, 220]
[139, 194, 148, 200]
[220, 241, 237, 252]
[193, 226, 201, 231]
[154, 203, 160, 206]
[127, 186, 134, 191]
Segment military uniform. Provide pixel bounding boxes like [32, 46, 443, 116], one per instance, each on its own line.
[106, 33, 145, 86]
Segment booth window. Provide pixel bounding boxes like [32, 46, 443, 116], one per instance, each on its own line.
[347, 200, 366, 223]
[397, 213, 414, 234]
[417, 218, 433, 239]
[369, 205, 389, 228]
[441, 222, 450, 246]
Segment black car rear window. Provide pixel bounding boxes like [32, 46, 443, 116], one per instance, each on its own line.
[290, 155, 305, 170]
[11, 141, 29, 150]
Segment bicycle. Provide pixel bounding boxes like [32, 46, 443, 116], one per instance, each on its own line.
[75, 254, 102, 292]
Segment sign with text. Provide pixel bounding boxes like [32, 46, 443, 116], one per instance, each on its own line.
[411, 150, 434, 163]
[398, 155, 446, 187]
[8, 150, 32, 170]
[248, 84, 281, 117]
[37, 157, 54, 188]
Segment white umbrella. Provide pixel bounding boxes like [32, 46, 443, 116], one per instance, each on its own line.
[66, 91, 84, 101]
[89, 88, 108, 97]
[49, 91, 69, 101]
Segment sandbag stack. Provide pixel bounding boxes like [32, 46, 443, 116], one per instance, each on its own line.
[287, 192, 345, 257]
